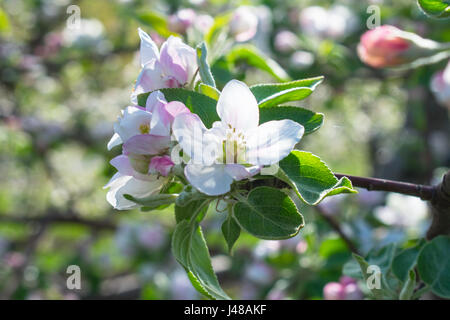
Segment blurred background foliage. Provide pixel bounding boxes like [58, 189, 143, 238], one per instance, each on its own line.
[0, 0, 448, 299]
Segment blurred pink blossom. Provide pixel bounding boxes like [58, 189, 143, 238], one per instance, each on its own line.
[323, 276, 363, 300]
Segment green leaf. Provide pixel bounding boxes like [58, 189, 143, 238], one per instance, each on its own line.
[399, 269, 416, 300]
[233, 187, 304, 240]
[276, 151, 357, 205]
[250, 77, 324, 108]
[342, 258, 363, 279]
[392, 243, 424, 282]
[417, 235, 450, 298]
[138, 88, 219, 128]
[319, 237, 349, 258]
[123, 193, 177, 209]
[135, 11, 179, 38]
[196, 42, 216, 88]
[205, 13, 231, 48]
[175, 199, 210, 223]
[365, 243, 397, 275]
[259, 106, 323, 135]
[198, 83, 220, 100]
[352, 253, 385, 300]
[418, 0, 450, 18]
[221, 214, 241, 254]
[0, 7, 11, 33]
[227, 45, 291, 82]
[172, 220, 230, 300]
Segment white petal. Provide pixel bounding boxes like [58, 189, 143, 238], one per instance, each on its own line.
[217, 80, 259, 131]
[185, 164, 233, 196]
[114, 106, 152, 144]
[173, 113, 221, 165]
[105, 173, 165, 210]
[132, 60, 166, 104]
[246, 120, 304, 165]
[138, 28, 160, 67]
[225, 164, 261, 181]
[145, 90, 167, 113]
[107, 133, 122, 150]
[160, 36, 197, 84]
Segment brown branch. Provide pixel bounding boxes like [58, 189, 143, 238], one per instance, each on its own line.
[0, 212, 117, 231]
[336, 171, 450, 239]
[335, 173, 435, 200]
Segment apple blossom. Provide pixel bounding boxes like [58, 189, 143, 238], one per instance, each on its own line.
[289, 50, 315, 70]
[274, 30, 299, 53]
[172, 79, 304, 196]
[229, 6, 258, 42]
[104, 154, 167, 210]
[168, 8, 196, 34]
[430, 61, 450, 109]
[299, 5, 358, 40]
[108, 90, 190, 150]
[105, 90, 190, 209]
[193, 14, 214, 34]
[131, 28, 198, 104]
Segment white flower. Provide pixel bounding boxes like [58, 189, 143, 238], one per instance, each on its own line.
[107, 91, 189, 150]
[104, 155, 166, 210]
[230, 6, 259, 42]
[131, 29, 198, 104]
[173, 80, 304, 196]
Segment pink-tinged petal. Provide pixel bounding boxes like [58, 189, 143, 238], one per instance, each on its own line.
[123, 134, 171, 156]
[246, 120, 304, 165]
[107, 133, 122, 150]
[185, 164, 233, 196]
[138, 28, 160, 67]
[132, 60, 166, 104]
[164, 101, 191, 120]
[150, 103, 172, 137]
[145, 90, 167, 113]
[149, 155, 174, 176]
[105, 173, 165, 210]
[151, 101, 191, 136]
[110, 155, 134, 176]
[217, 80, 259, 131]
[159, 36, 197, 84]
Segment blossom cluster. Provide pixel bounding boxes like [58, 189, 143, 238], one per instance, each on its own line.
[105, 29, 304, 209]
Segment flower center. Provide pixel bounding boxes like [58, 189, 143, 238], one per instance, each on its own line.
[221, 126, 247, 164]
[139, 123, 150, 134]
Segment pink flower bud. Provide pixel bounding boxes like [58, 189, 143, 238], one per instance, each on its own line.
[149, 155, 174, 177]
[323, 282, 343, 300]
[230, 6, 258, 42]
[324, 277, 363, 300]
[357, 25, 411, 68]
[168, 8, 196, 34]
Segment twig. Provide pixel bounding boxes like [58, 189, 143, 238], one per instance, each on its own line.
[334, 173, 435, 200]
